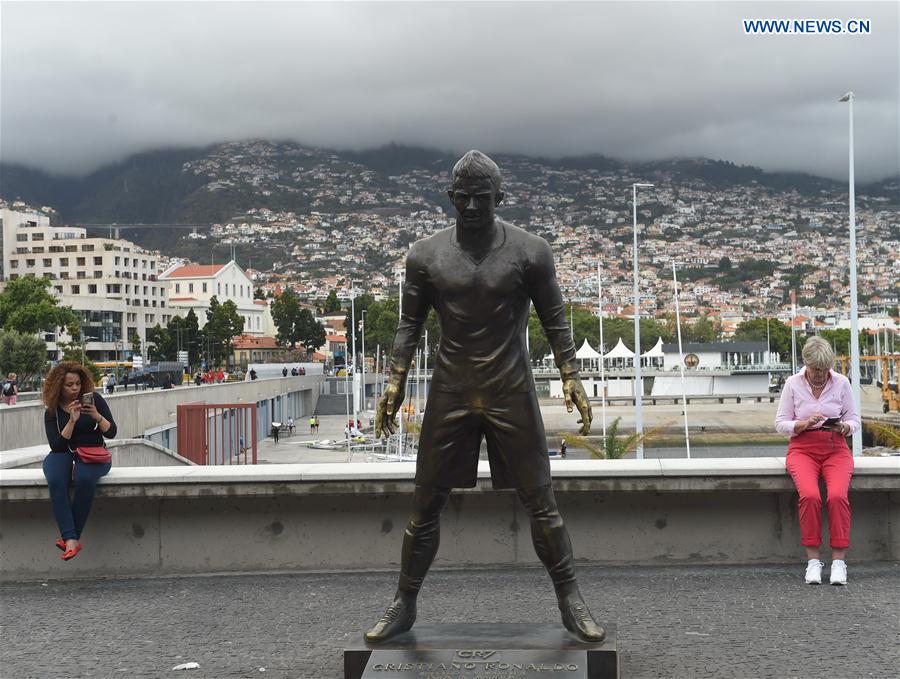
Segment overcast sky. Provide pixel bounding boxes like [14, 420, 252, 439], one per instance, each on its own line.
[2, 1, 897, 181]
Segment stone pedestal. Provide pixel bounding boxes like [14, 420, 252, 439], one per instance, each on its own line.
[344, 623, 618, 678]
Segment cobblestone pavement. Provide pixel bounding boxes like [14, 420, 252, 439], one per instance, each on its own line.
[2, 563, 897, 679]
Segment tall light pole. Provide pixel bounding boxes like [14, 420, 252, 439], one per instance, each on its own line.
[597, 261, 607, 441]
[349, 280, 360, 427]
[361, 309, 367, 413]
[397, 268, 405, 456]
[672, 260, 690, 459]
[632, 182, 653, 459]
[840, 91, 863, 456]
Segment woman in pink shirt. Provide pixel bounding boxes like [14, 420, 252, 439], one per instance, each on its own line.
[775, 336, 859, 586]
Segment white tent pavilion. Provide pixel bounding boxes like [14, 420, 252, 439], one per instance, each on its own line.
[575, 339, 602, 371]
[641, 337, 665, 369]
[603, 338, 635, 369]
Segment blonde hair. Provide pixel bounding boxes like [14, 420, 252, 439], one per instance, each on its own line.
[802, 336, 835, 370]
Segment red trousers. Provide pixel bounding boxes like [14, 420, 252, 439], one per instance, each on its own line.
[785, 430, 854, 549]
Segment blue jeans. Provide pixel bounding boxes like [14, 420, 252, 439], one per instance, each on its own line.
[42, 452, 111, 541]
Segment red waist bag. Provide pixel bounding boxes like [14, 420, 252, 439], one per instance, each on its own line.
[75, 446, 112, 464]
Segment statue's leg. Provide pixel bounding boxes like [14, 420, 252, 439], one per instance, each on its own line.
[516, 484, 606, 642]
[364, 484, 451, 643]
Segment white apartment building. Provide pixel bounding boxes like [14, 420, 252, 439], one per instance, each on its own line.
[2, 207, 170, 360]
[158, 260, 272, 336]
[1, 206, 52, 280]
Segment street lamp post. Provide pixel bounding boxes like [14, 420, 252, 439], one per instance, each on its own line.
[397, 268, 405, 456]
[840, 91, 863, 456]
[350, 281, 359, 427]
[361, 309, 367, 413]
[632, 182, 653, 459]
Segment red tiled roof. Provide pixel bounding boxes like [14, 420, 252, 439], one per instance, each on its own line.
[169, 297, 199, 302]
[165, 264, 225, 278]
[254, 299, 267, 305]
[233, 335, 281, 350]
[326, 334, 346, 343]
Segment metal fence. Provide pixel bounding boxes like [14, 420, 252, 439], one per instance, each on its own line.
[176, 403, 258, 465]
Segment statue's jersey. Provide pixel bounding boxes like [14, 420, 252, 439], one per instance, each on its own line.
[391, 220, 577, 394]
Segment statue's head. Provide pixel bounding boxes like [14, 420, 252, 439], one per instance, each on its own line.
[448, 150, 505, 232]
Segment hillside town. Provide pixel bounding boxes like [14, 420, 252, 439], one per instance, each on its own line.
[180, 142, 898, 327]
[1, 140, 897, 368]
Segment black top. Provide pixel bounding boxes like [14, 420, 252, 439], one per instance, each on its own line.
[391, 220, 578, 394]
[44, 391, 118, 452]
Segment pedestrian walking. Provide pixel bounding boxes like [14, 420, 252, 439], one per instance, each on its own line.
[271, 422, 280, 444]
[2, 372, 19, 406]
[309, 416, 316, 434]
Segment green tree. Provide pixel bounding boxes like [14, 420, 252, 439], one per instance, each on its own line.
[683, 315, 721, 343]
[818, 328, 866, 357]
[129, 331, 142, 357]
[0, 329, 47, 389]
[322, 290, 341, 314]
[146, 323, 170, 361]
[201, 296, 244, 368]
[0, 277, 76, 334]
[56, 324, 100, 381]
[733, 317, 792, 359]
[361, 296, 440, 364]
[271, 288, 301, 347]
[344, 294, 375, 356]
[297, 309, 326, 356]
[253, 288, 266, 300]
[158, 313, 202, 368]
[180, 309, 202, 368]
[364, 297, 400, 359]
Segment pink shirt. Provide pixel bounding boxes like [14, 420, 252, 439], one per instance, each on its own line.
[775, 368, 860, 437]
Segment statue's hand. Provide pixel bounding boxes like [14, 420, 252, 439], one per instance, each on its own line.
[375, 382, 405, 438]
[563, 377, 592, 436]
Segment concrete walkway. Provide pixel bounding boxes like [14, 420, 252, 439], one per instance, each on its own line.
[2, 563, 897, 678]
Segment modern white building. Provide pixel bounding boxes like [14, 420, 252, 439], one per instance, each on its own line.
[2, 207, 170, 361]
[158, 260, 272, 336]
[1, 206, 52, 281]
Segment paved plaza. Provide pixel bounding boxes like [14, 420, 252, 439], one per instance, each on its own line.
[2, 562, 897, 678]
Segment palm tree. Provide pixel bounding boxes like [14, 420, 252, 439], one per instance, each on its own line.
[564, 417, 665, 459]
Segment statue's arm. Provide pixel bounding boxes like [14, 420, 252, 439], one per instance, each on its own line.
[376, 244, 430, 437]
[526, 238, 592, 434]
[525, 238, 578, 378]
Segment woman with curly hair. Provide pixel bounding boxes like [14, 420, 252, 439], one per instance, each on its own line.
[42, 361, 117, 561]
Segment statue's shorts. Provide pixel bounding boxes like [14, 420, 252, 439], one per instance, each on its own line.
[414, 389, 550, 490]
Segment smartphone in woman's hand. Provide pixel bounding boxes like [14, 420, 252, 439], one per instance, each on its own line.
[820, 417, 841, 430]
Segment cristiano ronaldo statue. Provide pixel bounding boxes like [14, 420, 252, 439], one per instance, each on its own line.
[365, 150, 604, 644]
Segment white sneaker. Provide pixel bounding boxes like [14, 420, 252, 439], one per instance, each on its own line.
[830, 560, 848, 585]
[804, 559, 823, 584]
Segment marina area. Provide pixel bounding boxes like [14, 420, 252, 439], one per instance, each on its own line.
[256, 383, 897, 465]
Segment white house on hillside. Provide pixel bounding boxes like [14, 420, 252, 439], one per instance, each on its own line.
[158, 260, 272, 336]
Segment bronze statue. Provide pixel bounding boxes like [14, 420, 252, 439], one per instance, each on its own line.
[366, 150, 603, 644]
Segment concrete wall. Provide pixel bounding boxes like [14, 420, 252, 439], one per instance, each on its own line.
[0, 375, 323, 450]
[1, 458, 897, 581]
[0, 439, 194, 469]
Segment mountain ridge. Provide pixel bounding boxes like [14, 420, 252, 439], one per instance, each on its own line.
[1, 141, 895, 235]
